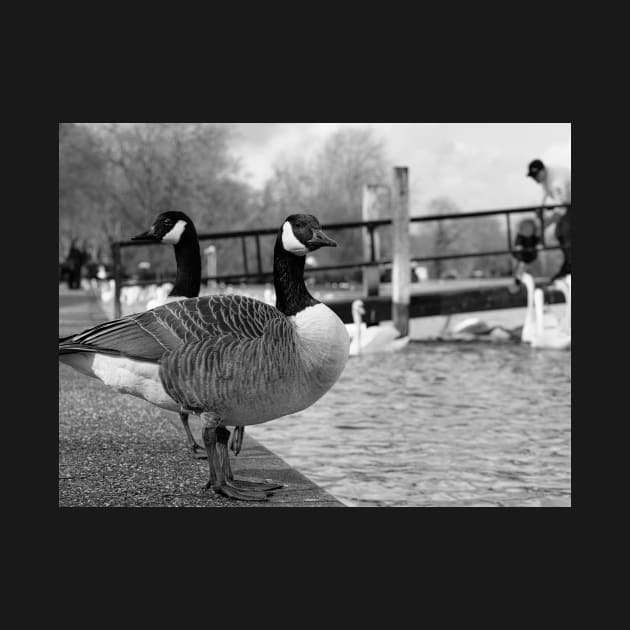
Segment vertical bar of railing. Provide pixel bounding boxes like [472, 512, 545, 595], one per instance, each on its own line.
[538, 207, 546, 248]
[112, 242, 122, 319]
[255, 234, 262, 278]
[368, 224, 376, 262]
[505, 212, 512, 252]
[241, 236, 249, 276]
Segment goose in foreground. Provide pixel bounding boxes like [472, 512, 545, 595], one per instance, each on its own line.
[130, 211, 211, 459]
[59, 214, 349, 501]
[347, 299, 410, 355]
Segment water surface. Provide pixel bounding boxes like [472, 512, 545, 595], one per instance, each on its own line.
[250, 341, 571, 507]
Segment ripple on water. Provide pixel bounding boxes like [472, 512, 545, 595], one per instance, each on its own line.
[249, 343, 571, 507]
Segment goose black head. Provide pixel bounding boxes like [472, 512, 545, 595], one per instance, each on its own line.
[132, 211, 195, 245]
[280, 214, 337, 256]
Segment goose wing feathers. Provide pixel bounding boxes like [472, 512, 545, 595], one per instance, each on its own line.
[59, 295, 286, 362]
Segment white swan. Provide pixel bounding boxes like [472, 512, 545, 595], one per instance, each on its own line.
[347, 299, 410, 356]
[521, 273, 570, 348]
[521, 273, 557, 342]
[552, 275, 571, 334]
[531, 288, 571, 349]
[146, 283, 175, 310]
[437, 315, 519, 342]
[99, 279, 116, 304]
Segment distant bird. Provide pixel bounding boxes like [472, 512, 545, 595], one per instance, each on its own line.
[551, 275, 571, 334]
[531, 288, 571, 349]
[121, 285, 141, 307]
[438, 315, 520, 342]
[520, 273, 567, 347]
[59, 214, 349, 501]
[347, 299, 410, 355]
[99, 279, 115, 304]
[146, 283, 174, 310]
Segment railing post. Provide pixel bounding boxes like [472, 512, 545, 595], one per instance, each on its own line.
[241, 236, 249, 276]
[391, 167, 410, 337]
[255, 234, 263, 278]
[538, 207, 546, 247]
[112, 242, 122, 320]
[362, 184, 384, 296]
[204, 245, 217, 291]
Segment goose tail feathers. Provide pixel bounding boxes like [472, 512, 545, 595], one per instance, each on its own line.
[58, 339, 155, 363]
[59, 342, 121, 356]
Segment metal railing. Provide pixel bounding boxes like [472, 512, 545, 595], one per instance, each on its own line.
[111, 203, 570, 317]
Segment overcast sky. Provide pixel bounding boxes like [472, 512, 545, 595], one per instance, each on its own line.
[229, 123, 571, 214]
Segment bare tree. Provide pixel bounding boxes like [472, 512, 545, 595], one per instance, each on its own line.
[60, 123, 258, 276]
[261, 127, 390, 278]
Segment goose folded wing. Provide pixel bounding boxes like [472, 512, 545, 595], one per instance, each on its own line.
[59, 295, 284, 362]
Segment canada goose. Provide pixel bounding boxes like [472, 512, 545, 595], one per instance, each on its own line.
[59, 214, 349, 501]
[130, 211, 210, 459]
[347, 299, 410, 355]
[131, 211, 201, 299]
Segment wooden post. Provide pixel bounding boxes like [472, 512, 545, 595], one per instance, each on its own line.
[205, 245, 217, 290]
[391, 167, 410, 337]
[362, 185, 384, 296]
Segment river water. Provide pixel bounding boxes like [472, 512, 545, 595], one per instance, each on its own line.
[249, 339, 571, 507]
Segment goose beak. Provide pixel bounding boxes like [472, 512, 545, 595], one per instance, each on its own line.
[131, 229, 159, 242]
[307, 228, 337, 250]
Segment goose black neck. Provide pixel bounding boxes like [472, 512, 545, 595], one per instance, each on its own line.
[273, 237, 319, 316]
[170, 228, 201, 298]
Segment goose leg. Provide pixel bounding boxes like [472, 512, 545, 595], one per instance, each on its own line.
[217, 427, 284, 493]
[229, 425, 245, 456]
[180, 412, 207, 459]
[201, 415, 269, 502]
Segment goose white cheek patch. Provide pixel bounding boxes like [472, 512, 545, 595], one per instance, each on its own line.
[282, 222, 308, 255]
[162, 220, 187, 244]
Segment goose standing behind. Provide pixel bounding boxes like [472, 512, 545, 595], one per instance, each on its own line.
[59, 214, 349, 501]
[346, 299, 410, 355]
[130, 211, 214, 458]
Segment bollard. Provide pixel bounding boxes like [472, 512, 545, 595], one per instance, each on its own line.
[391, 167, 410, 337]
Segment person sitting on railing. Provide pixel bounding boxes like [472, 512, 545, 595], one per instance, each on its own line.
[526, 159, 571, 280]
[511, 218, 543, 290]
